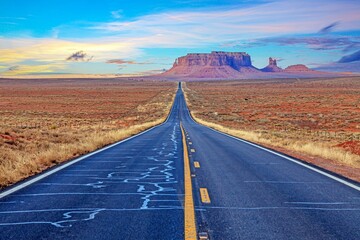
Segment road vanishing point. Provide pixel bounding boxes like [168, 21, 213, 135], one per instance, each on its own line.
[0, 83, 360, 239]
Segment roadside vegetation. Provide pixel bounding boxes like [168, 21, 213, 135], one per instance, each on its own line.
[183, 77, 360, 181]
[0, 79, 176, 187]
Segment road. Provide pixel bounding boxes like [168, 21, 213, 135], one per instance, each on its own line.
[1, 83, 360, 239]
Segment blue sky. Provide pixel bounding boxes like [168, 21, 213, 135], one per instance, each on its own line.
[1, 0, 360, 75]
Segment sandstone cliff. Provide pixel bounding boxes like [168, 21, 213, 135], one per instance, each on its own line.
[174, 51, 252, 69]
[162, 51, 260, 78]
[160, 51, 338, 80]
[261, 57, 283, 72]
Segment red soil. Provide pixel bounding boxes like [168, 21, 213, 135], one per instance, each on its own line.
[337, 141, 360, 155]
[0, 134, 16, 141]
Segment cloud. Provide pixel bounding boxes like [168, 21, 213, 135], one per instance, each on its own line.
[2, 0, 360, 75]
[7, 65, 20, 71]
[66, 51, 88, 61]
[228, 36, 360, 51]
[338, 50, 360, 63]
[106, 59, 136, 64]
[0, 16, 27, 25]
[66, 51, 94, 62]
[313, 48, 360, 72]
[0, 17, 27, 20]
[106, 59, 151, 65]
[111, 10, 123, 19]
[314, 61, 360, 73]
[3, 1, 360, 59]
[92, 0, 360, 44]
[342, 43, 360, 53]
[2, 64, 64, 76]
[0, 37, 140, 64]
[0, 22, 18, 25]
[133, 69, 167, 76]
[318, 22, 339, 34]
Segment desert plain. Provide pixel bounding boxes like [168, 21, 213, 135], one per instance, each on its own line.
[184, 77, 360, 181]
[1, 76, 360, 186]
[0, 78, 176, 187]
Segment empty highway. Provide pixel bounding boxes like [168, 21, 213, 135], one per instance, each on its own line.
[0, 83, 359, 239]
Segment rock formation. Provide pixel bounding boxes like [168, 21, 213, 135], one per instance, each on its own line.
[162, 51, 260, 78]
[160, 51, 334, 79]
[284, 64, 313, 72]
[173, 51, 253, 70]
[261, 57, 283, 72]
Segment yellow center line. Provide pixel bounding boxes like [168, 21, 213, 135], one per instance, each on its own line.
[181, 122, 197, 240]
[194, 161, 200, 168]
[200, 188, 211, 204]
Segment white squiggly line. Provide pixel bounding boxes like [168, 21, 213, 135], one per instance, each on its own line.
[0, 123, 182, 228]
[37, 181, 107, 189]
[51, 209, 105, 227]
[0, 209, 105, 228]
[107, 123, 180, 209]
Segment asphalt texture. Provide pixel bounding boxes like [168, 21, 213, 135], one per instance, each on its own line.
[1, 83, 360, 240]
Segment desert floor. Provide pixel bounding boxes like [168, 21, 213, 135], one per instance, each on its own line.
[0, 78, 176, 187]
[184, 77, 360, 181]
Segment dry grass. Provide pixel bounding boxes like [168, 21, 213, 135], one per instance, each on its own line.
[0, 78, 177, 187]
[183, 78, 360, 170]
[191, 116, 359, 167]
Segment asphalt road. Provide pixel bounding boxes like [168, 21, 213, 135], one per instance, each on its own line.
[1, 83, 360, 239]
[0, 86, 186, 240]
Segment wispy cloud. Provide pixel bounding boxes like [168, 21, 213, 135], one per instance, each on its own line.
[7, 65, 20, 71]
[134, 69, 166, 76]
[106, 59, 151, 65]
[0, 16, 27, 26]
[106, 59, 136, 64]
[2, 0, 360, 75]
[314, 49, 360, 72]
[0, 37, 140, 64]
[93, 0, 360, 44]
[318, 22, 339, 34]
[0, 22, 18, 25]
[0, 17, 27, 20]
[2, 64, 64, 75]
[338, 50, 360, 63]
[111, 10, 123, 19]
[227, 36, 360, 51]
[314, 61, 360, 73]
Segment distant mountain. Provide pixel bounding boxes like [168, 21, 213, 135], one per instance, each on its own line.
[160, 51, 342, 80]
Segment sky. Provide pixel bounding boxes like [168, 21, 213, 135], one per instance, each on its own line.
[0, 0, 360, 76]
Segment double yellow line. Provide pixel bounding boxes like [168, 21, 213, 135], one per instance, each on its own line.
[180, 122, 197, 240]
